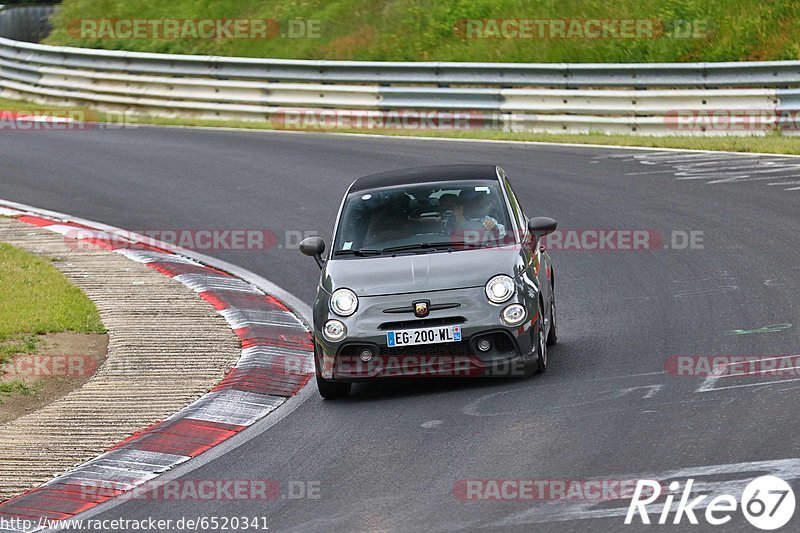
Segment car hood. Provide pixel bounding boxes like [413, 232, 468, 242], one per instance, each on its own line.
[322, 245, 523, 297]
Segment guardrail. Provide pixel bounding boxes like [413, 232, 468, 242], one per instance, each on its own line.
[0, 3, 55, 43]
[1, 6, 798, 136]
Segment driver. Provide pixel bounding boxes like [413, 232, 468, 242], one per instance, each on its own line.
[439, 192, 505, 238]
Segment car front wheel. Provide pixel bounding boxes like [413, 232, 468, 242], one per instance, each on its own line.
[546, 286, 558, 346]
[524, 299, 548, 377]
[316, 375, 351, 399]
[535, 303, 548, 374]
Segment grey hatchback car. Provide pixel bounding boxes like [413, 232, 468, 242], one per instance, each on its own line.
[299, 164, 558, 399]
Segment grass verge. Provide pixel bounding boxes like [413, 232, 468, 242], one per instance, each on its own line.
[0, 241, 105, 401]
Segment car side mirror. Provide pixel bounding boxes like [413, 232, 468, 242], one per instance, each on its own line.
[527, 217, 558, 241]
[299, 236, 326, 269]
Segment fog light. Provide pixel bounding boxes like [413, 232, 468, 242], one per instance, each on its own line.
[359, 348, 374, 362]
[477, 338, 492, 352]
[501, 304, 527, 326]
[322, 319, 346, 342]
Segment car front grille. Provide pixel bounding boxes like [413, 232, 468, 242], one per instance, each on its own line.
[379, 341, 473, 358]
[337, 331, 517, 359]
[378, 316, 465, 331]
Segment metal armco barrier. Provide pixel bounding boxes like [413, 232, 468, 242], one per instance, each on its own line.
[0, 4, 55, 43]
[1, 4, 798, 136]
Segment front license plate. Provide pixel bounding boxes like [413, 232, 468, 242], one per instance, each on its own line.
[386, 325, 462, 347]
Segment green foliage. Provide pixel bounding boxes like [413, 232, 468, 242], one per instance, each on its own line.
[44, 0, 800, 62]
[0, 379, 31, 398]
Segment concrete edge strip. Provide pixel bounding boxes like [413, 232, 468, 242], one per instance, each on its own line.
[0, 200, 314, 532]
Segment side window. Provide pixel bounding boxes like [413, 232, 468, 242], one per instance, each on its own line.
[503, 177, 527, 237]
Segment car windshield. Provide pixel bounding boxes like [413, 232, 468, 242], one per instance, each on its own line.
[332, 180, 514, 256]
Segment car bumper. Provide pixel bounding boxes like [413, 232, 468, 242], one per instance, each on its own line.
[313, 286, 540, 381]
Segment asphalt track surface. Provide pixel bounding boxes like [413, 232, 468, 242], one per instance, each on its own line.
[1, 127, 799, 532]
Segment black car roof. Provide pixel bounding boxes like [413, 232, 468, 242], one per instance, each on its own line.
[349, 164, 500, 193]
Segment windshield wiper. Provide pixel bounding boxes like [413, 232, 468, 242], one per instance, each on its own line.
[332, 248, 382, 257]
[381, 241, 468, 253]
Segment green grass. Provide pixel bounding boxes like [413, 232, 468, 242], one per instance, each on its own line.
[45, 0, 800, 62]
[0, 242, 105, 398]
[0, 380, 31, 397]
[0, 98, 54, 113]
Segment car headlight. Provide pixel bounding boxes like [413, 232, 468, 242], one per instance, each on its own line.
[330, 288, 358, 316]
[485, 275, 515, 304]
[323, 319, 347, 342]
[501, 304, 527, 326]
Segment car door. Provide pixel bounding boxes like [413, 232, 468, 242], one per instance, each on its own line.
[501, 173, 551, 310]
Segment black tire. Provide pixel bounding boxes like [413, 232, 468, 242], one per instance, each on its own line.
[316, 375, 351, 399]
[535, 303, 548, 374]
[523, 355, 537, 378]
[546, 285, 558, 346]
[524, 299, 548, 376]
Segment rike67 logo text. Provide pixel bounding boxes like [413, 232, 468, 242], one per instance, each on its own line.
[626, 476, 795, 530]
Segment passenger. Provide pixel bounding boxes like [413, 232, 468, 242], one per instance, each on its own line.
[366, 193, 411, 245]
